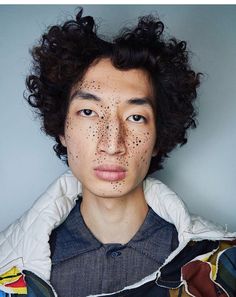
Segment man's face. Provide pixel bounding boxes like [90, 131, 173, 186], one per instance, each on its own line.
[60, 58, 157, 198]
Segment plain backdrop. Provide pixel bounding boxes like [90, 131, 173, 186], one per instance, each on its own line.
[0, 5, 235, 231]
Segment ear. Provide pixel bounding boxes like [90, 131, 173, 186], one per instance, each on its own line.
[59, 135, 67, 147]
[152, 147, 158, 157]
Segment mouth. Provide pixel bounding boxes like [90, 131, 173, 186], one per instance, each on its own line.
[94, 164, 127, 182]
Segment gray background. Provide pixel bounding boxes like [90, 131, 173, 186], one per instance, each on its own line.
[0, 5, 235, 231]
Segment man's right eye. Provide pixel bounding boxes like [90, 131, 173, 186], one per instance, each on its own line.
[78, 109, 96, 117]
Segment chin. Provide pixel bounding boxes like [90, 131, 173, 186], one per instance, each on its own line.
[88, 182, 131, 198]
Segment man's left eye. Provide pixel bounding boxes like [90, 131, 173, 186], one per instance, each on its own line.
[128, 115, 146, 123]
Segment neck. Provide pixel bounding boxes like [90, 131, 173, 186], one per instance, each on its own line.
[80, 183, 148, 244]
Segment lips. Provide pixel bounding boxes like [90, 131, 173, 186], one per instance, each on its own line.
[94, 164, 127, 172]
[94, 164, 127, 181]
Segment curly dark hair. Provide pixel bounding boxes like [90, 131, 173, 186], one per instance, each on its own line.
[25, 7, 201, 175]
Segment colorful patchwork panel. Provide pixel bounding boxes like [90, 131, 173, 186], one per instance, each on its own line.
[181, 240, 236, 297]
[182, 260, 228, 297]
[0, 266, 27, 295]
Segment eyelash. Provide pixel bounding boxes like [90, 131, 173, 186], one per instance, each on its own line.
[78, 109, 147, 123]
[78, 109, 96, 117]
[129, 114, 147, 123]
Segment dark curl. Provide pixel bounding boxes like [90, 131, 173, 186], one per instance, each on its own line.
[25, 8, 201, 175]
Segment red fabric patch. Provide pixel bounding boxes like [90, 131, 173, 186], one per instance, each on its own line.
[5, 275, 26, 288]
[182, 260, 227, 297]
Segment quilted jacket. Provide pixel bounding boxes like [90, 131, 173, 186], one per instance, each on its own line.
[0, 169, 236, 297]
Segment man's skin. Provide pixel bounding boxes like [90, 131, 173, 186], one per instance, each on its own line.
[59, 57, 158, 245]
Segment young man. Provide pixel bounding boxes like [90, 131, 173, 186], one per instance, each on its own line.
[0, 8, 236, 297]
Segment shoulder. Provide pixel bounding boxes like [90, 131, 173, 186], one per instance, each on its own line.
[0, 170, 81, 281]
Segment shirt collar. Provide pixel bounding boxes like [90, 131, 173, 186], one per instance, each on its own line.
[50, 195, 178, 265]
[127, 207, 178, 264]
[50, 195, 102, 264]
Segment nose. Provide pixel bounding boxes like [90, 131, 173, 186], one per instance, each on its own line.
[97, 117, 126, 156]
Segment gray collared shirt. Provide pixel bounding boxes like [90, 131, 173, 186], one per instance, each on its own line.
[49, 195, 178, 297]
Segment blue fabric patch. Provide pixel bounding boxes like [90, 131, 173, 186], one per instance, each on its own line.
[0, 290, 6, 297]
[216, 246, 236, 297]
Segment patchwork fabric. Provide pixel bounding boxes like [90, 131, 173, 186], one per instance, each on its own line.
[0, 270, 55, 297]
[0, 241, 236, 296]
[23, 270, 55, 297]
[155, 240, 236, 297]
[216, 246, 236, 297]
[182, 260, 228, 297]
[181, 240, 236, 297]
[0, 266, 27, 295]
[156, 240, 219, 288]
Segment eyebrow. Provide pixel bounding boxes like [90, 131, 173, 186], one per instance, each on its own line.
[70, 90, 155, 110]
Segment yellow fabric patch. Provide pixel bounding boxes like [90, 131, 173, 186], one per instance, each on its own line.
[9, 284, 27, 294]
[0, 266, 27, 294]
[211, 264, 217, 280]
[0, 266, 21, 285]
[208, 241, 233, 266]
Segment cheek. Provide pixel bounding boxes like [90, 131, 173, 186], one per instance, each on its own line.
[126, 129, 155, 166]
[126, 128, 154, 150]
[65, 119, 102, 160]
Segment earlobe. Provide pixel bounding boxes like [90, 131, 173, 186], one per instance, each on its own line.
[152, 147, 158, 157]
[59, 135, 67, 147]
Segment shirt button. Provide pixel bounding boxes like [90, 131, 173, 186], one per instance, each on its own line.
[111, 251, 121, 258]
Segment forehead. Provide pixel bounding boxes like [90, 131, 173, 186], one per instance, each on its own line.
[71, 58, 154, 101]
